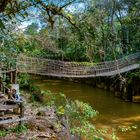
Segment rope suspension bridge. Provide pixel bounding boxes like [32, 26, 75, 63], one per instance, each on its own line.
[0, 52, 140, 78]
[14, 52, 140, 78]
[0, 53, 139, 125]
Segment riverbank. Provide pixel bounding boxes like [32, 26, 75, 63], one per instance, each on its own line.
[35, 69, 140, 103]
[33, 77, 140, 140]
[0, 92, 75, 140]
[31, 69, 140, 103]
[2, 87, 110, 140]
[72, 70, 140, 103]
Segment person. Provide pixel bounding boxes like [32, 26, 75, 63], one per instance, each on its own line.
[7, 88, 21, 114]
[10, 89, 20, 101]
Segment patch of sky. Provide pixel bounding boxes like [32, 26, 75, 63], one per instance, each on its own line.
[66, 2, 85, 13]
[17, 0, 86, 31]
[17, 6, 42, 31]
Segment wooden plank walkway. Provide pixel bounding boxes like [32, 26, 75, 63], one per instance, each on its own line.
[0, 117, 27, 125]
[0, 100, 25, 125]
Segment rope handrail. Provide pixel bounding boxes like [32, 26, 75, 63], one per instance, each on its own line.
[0, 52, 140, 78]
[16, 52, 140, 77]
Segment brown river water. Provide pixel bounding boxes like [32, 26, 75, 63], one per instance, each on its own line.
[33, 79, 140, 140]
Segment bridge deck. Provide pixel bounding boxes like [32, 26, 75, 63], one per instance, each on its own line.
[1, 52, 140, 78]
[16, 52, 140, 78]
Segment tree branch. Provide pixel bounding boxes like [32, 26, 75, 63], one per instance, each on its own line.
[61, 0, 76, 9]
[0, 0, 12, 13]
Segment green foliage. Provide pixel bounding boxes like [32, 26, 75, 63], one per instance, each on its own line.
[57, 105, 65, 115]
[118, 125, 138, 133]
[0, 124, 28, 138]
[24, 22, 39, 35]
[0, 19, 5, 30]
[1, 0, 140, 64]
[30, 89, 118, 139]
[40, 90, 56, 106]
[110, 130, 119, 140]
[17, 73, 31, 89]
[14, 78, 121, 140]
[11, 124, 28, 134]
[65, 100, 98, 121]
[29, 87, 42, 102]
[126, 69, 140, 84]
[0, 130, 7, 137]
[38, 90, 67, 107]
[71, 122, 97, 139]
[64, 100, 103, 139]
[1, 1, 139, 139]
[127, 70, 140, 79]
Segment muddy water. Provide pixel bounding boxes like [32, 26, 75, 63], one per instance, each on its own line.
[33, 79, 140, 140]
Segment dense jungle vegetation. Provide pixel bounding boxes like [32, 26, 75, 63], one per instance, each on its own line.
[0, 0, 140, 63]
[0, 0, 140, 140]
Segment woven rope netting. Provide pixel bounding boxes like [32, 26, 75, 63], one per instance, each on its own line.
[14, 52, 140, 78]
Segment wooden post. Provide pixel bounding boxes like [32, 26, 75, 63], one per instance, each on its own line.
[3, 82, 5, 94]
[15, 70, 17, 84]
[19, 102, 24, 125]
[0, 77, 2, 91]
[12, 70, 17, 84]
[10, 70, 13, 84]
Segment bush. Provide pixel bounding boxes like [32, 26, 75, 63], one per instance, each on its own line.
[28, 88, 118, 139]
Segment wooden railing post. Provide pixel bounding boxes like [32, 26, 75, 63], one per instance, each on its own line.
[19, 101, 24, 125]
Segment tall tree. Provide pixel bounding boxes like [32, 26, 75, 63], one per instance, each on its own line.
[0, 0, 82, 30]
